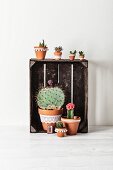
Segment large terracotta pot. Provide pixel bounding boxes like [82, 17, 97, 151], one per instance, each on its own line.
[38, 108, 63, 131]
[61, 116, 81, 135]
[55, 128, 67, 137]
[54, 51, 62, 60]
[34, 46, 48, 60]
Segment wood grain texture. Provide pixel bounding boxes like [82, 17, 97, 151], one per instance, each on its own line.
[0, 126, 113, 170]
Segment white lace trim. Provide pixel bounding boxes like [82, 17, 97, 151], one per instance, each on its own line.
[40, 114, 62, 123]
[34, 47, 48, 52]
[54, 55, 61, 60]
[55, 128, 67, 133]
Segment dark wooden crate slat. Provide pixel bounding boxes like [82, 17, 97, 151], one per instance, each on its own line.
[46, 63, 58, 85]
[73, 63, 88, 132]
[59, 63, 71, 116]
[30, 61, 44, 132]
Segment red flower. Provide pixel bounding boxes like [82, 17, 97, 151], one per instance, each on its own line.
[66, 103, 75, 110]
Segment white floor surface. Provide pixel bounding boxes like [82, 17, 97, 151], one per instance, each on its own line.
[0, 126, 113, 170]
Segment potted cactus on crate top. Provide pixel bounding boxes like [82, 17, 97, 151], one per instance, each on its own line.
[79, 51, 85, 60]
[36, 85, 65, 131]
[69, 50, 77, 61]
[61, 103, 81, 135]
[55, 121, 67, 137]
[54, 46, 63, 60]
[34, 40, 48, 60]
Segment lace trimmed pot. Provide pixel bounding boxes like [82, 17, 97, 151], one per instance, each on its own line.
[54, 51, 62, 60]
[55, 127, 67, 137]
[38, 108, 63, 131]
[34, 46, 48, 60]
[61, 116, 81, 135]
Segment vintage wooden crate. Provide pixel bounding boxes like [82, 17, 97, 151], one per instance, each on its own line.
[30, 59, 88, 133]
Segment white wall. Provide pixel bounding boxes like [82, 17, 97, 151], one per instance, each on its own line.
[0, 0, 113, 126]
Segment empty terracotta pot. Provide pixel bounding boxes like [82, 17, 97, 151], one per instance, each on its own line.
[38, 108, 63, 131]
[61, 116, 81, 135]
[34, 47, 48, 60]
[55, 128, 67, 137]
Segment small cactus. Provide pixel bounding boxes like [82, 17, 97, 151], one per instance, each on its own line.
[66, 103, 75, 119]
[56, 121, 64, 128]
[55, 46, 63, 52]
[39, 40, 47, 48]
[36, 87, 65, 110]
[79, 51, 85, 57]
[67, 109, 74, 119]
[70, 50, 77, 55]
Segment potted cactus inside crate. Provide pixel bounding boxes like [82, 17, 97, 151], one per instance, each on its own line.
[69, 50, 77, 61]
[55, 121, 67, 137]
[36, 85, 65, 131]
[79, 51, 85, 60]
[61, 103, 81, 135]
[34, 40, 48, 60]
[54, 46, 63, 60]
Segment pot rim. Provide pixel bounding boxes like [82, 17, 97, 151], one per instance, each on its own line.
[34, 46, 48, 49]
[61, 116, 81, 123]
[38, 108, 63, 116]
[69, 54, 75, 57]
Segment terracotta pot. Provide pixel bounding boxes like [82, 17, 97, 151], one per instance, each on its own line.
[55, 128, 67, 137]
[69, 55, 75, 61]
[54, 51, 62, 60]
[34, 47, 48, 60]
[79, 55, 84, 60]
[61, 116, 81, 135]
[38, 108, 63, 131]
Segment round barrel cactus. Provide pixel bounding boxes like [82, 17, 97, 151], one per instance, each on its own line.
[36, 87, 65, 110]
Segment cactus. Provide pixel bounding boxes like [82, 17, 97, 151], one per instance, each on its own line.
[70, 50, 77, 55]
[79, 51, 85, 57]
[39, 40, 47, 48]
[56, 121, 64, 128]
[36, 87, 65, 110]
[67, 109, 74, 119]
[55, 46, 63, 52]
[66, 103, 75, 119]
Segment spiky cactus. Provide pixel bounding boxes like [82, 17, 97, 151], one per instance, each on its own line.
[70, 50, 77, 55]
[56, 121, 64, 128]
[66, 103, 75, 119]
[79, 51, 85, 57]
[39, 40, 47, 48]
[55, 46, 63, 52]
[36, 87, 65, 110]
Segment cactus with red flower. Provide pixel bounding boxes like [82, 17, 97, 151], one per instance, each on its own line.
[66, 103, 75, 119]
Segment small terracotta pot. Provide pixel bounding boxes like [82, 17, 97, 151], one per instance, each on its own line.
[34, 47, 48, 60]
[79, 55, 84, 60]
[61, 116, 81, 135]
[69, 55, 75, 61]
[54, 51, 62, 60]
[38, 108, 63, 131]
[55, 128, 67, 137]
